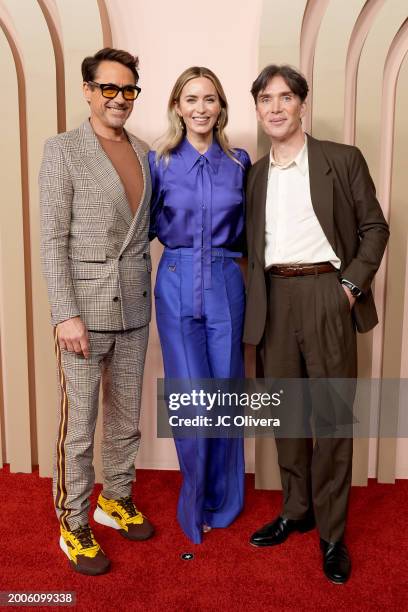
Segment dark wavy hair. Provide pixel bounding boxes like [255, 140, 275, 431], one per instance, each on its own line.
[251, 64, 309, 103]
[81, 47, 139, 83]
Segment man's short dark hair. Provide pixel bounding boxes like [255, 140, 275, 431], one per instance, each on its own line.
[81, 47, 139, 83]
[251, 64, 309, 103]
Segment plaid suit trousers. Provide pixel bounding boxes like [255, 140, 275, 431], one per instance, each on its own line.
[53, 326, 148, 530]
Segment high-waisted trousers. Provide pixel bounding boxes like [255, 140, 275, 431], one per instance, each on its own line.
[261, 270, 357, 543]
[155, 247, 245, 543]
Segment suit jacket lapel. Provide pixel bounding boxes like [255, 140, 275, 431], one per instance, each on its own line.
[307, 133, 335, 249]
[121, 132, 151, 251]
[126, 131, 148, 224]
[252, 155, 269, 266]
[80, 120, 133, 228]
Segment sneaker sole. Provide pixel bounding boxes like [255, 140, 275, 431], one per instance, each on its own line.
[93, 506, 122, 530]
[59, 535, 71, 558]
[93, 506, 154, 541]
[59, 535, 110, 576]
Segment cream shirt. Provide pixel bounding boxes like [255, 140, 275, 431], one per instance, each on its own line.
[264, 139, 341, 269]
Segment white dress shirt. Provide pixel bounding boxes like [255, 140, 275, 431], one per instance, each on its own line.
[264, 139, 341, 269]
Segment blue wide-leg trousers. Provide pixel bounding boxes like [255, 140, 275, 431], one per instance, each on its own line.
[155, 248, 245, 543]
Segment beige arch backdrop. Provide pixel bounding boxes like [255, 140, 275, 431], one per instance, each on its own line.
[0, 0, 407, 487]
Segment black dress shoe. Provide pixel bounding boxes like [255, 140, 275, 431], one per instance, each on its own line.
[250, 515, 315, 547]
[320, 539, 351, 584]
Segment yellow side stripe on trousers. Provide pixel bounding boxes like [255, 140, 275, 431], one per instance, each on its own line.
[54, 327, 70, 531]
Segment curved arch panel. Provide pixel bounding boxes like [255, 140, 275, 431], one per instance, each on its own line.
[377, 19, 408, 225]
[299, 0, 330, 133]
[344, 0, 385, 144]
[37, 0, 66, 133]
[0, 2, 32, 473]
[376, 19, 408, 482]
[96, 0, 112, 47]
[3, 0, 61, 477]
[312, 0, 366, 142]
[397, 231, 408, 478]
[349, 1, 408, 479]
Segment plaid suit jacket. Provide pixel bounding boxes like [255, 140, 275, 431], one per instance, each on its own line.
[39, 119, 152, 331]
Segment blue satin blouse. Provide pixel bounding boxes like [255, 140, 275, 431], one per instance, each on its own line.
[148, 137, 251, 317]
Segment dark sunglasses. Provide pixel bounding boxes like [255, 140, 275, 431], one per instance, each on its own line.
[88, 81, 141, 101]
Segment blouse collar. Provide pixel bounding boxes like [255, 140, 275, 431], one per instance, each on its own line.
[177, 137, 223, 174]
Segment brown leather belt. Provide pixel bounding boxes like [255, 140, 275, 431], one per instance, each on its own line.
[267, 262, 335, 277]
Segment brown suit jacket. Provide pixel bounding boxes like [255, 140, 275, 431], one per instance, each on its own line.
[243, 134, 389, 346]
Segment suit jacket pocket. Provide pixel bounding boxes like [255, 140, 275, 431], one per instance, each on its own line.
[69, 246, 109, 280]
[69, 246, 107, 262]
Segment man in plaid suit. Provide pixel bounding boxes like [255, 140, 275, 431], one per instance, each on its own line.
[39, 48, 154, 575]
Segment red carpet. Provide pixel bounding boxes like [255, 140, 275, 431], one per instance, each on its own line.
[0, 465, 407, 611]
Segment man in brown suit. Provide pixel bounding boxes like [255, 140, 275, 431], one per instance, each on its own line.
[244, 65, 389, 583]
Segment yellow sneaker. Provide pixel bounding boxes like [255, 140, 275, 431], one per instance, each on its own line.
[59, 524, 110, 575]
[94, 494, 154, 541]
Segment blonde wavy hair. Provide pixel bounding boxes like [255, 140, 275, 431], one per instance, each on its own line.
[154, 66, 240, 164]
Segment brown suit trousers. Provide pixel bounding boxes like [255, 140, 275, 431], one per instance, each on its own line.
[261, 269, 357, 543]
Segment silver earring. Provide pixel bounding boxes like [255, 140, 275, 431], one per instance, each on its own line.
[179, 117, 184, 130]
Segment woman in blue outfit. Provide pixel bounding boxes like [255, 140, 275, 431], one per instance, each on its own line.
[149, 66, 251, 544]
